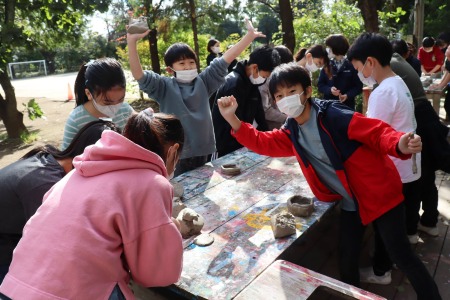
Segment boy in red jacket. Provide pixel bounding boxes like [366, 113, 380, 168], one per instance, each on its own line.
[217, 63, 441, 300]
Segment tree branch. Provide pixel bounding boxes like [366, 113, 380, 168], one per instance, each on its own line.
[255, 0, 280, 14]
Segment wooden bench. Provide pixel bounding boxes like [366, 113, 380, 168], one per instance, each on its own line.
[234, 260, 386, 300]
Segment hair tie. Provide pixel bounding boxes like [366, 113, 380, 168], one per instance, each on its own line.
[143, 107, 155, 120]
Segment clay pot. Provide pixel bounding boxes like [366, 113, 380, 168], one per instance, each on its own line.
[287, 195, 314, 217]
[221, 163, 241, 176]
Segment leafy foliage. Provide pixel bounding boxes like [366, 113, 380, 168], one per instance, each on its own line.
[287, 0, 363, 51]
[22, 99, 45, 121]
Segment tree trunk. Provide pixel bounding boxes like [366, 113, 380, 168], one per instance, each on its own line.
[357, 0, 382, 32]
[147, 28, 161, 74]
[0, 70, 28, 138]
[188, 0, 200, 72]
[279, 0, 295, 53]
[40, 50, 56, 74]
[143, 0, 161, 74]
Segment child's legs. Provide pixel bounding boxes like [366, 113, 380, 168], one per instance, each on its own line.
[175, 155, 209, 176]
[372, 226, 392, 275]
[338, 209, 365, 287]
[419, 170, 439, 227]
[403, 180, 422, 235]
[373, 203, 441, 300]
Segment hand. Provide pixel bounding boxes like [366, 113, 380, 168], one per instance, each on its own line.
[339, 94, 348, 102]
[217, 96, 242, 131]
[244, 17, 266, 40]
[398, 132, 422, 154]
[331, 87, 340, 96]
[218, 95, 238, 119]
[126, 28, 150, 43]
[172, 217, 181, 231]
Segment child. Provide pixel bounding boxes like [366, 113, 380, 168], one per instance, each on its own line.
[0, 109, 184, 299]
[62, 58, 134, 150]
[0, 120, 119, 283]
[294, 45, 328, 73]
[212, 45, 281, 157]
[216, 63, 441, 299]
[259, 45, 293, 130]
[418, 36, 444, 75]
[348, 33, 422, 273]
[318, 34, 362, 110]
[127, 20, 265, 175]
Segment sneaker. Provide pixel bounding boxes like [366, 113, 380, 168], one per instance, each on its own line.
[360, 267, 392, 285]
[408, 233, 419, 244]
[418, 223, 439, 237]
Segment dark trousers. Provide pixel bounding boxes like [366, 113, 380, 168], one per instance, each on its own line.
[174, 155, 209, 177]
[417, 169, 440, 227]
[338, 204, 441, 300]
[403, 180, 423, 235]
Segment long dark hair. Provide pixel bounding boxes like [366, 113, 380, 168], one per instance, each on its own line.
[122, 108, 184, 162]
[74, 58, 126, 107]
[21, 120, 120, 160]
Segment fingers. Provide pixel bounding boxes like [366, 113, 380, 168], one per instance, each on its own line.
[407, 133, 422, 153]
[218, 96, 236, 107]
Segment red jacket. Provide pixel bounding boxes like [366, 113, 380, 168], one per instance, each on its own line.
[232, 100, 410, 225]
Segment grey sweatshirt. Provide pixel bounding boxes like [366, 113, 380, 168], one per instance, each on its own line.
[138, 57, 228, 159]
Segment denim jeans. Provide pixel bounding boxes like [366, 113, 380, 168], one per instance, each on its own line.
[338, 204, 441, 300]
[108, 284, 126, 300]
[174, 155, 209, 177]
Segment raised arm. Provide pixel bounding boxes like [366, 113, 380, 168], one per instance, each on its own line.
[221, 19, 266, 65]
[127, 30, 150, 81]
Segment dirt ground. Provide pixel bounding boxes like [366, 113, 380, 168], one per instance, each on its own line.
[0, 97, 155, 169]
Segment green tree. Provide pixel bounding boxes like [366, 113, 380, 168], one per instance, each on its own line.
[0, 0, 111, 138]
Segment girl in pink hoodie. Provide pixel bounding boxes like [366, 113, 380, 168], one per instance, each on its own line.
[0, 108, 184, 300]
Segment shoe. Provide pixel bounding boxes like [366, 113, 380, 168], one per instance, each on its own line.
[418, 223, 439, 237]
[360, 267, 392, 285]
[408, 233, 419, 244]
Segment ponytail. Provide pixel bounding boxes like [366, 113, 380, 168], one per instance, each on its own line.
[123, 108, 184, 162]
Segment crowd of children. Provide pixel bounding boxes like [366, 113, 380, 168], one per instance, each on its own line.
[0, 16, 448, 299]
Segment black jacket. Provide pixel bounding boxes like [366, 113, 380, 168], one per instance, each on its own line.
[212, 60, 269, 157]
[317, 58, 362, 110]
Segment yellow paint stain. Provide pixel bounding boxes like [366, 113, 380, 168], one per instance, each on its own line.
[244, 209, 271, 229]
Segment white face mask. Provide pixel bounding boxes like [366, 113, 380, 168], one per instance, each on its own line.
[305, 60, 319, 73]
[173, 68, 198, 83]
[212, 46, 221, 54]
[249, 71, 266, 85]
[91, 98, 122, 118]
[326, 47, 335, 59]
[357, 60, 377, 87]
[277, 92, 305, 118]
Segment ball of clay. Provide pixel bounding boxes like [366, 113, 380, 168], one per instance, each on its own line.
[287, 195, 314, 217]
[176, 208, 205, 239]
[271, 211, 296, 238]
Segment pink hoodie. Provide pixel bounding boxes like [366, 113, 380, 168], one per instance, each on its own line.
[0, 131, 183, 299]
